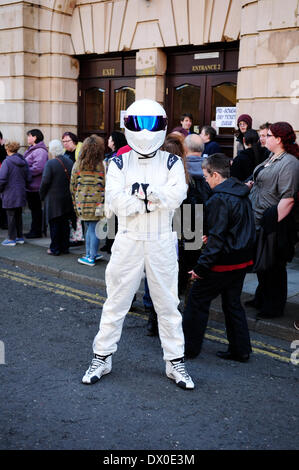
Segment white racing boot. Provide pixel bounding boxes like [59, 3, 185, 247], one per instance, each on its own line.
[82, 354, 112, 384]
[166, 357, 195, 389]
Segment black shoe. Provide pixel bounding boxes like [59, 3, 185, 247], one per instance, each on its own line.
[129, 294, 137, 311]
[216, 350, 250, 363]
[101, 238, 113, 253]
[69, 240, 84, 247]
[25, 232, 42, 239]
[47, 249, 60, 256]
[244, 298, 260, 309]
[256, 312, 283, 320]
[145, 307, 158, 336]
[184, 350, 199, 360]
[147, 321, 158, 337]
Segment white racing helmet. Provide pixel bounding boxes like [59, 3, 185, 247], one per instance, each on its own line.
[124, 99, 167, 156]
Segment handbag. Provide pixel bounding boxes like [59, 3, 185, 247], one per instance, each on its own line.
[253, 228, 277, 272]
[95, 202, 105, 217]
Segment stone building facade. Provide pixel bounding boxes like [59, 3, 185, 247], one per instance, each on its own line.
[0, 0, 298, 149]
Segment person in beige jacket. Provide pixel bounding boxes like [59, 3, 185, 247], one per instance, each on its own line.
[70, 135, 105, 266]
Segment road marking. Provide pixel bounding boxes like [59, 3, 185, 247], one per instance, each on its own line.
[0, 267, 106, 301]
[0, 267, 292, 364]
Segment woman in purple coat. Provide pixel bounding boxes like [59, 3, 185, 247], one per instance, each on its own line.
[23, 129, 48, 238]
[0, 141, 31, 246]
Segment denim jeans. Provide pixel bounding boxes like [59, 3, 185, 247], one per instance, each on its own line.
[84, 221, 99, 260]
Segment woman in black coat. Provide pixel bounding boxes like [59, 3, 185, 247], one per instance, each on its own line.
[39, 139, 74, 255]
[231, 129, 266, 182]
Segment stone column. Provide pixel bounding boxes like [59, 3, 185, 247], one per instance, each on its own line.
[0, 1, 79, 149]
[237, 0, 299, 135]
[135, 48, 167, 106]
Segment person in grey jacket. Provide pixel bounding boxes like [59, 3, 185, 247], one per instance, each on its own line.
[24, 129, 48, 238]
[0, 141, 31, 246]
[40, 140, 74, 256]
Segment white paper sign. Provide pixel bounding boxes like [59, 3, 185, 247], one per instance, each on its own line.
[120, 110, 126, 129]
[216, 107, 236, 128]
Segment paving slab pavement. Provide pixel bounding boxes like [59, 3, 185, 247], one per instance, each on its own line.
[0, 227, 298, 343]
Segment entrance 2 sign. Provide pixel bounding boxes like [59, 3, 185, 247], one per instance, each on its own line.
[216, 107, 236, 128]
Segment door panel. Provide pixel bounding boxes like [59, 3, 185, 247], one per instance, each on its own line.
[166, 75, 206, 133]
[78, 78, 109, 142]
[78, 78, 135, 144]
[205, 73, 237, 131]
[110, 79, 135, 132]
[205, 73, 237, 157]
[85, 87, 105, 132]
[166, 72, 237, 157]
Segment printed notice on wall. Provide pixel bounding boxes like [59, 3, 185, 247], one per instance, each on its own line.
[120, 110, 126, 129]
[216, 107, 236, 128]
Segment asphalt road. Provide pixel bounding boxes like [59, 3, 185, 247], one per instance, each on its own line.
[0, 261, 298, 453]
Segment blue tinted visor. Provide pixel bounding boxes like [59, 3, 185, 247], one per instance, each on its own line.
[124, 115, 167, 132]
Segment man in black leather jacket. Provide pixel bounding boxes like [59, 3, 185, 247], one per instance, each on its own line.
[183, 153, 255, 362]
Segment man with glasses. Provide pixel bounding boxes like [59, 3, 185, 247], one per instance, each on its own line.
[82, 99, 194, 390]
[258, 122, 271, 160]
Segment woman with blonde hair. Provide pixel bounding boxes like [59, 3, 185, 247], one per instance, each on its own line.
[70, 134, 105, 266]
[0, 141, 31, 246]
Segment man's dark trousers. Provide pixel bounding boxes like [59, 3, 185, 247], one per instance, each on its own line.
[183, 269, 252, 358]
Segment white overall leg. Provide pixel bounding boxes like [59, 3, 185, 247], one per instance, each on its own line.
[144, 234, 185, 360]
[93, 233, 145, 356]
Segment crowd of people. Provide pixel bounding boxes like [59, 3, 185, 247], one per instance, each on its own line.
[0, 106, 299, 385]
[175, 115, 299, 326]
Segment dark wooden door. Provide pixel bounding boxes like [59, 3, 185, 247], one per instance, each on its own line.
[205, 72, 237, 157]
[78, 78, 109, 142]
[166, 72, 237, 156]
[109, 78, 136, 133]
[166, 75, 206, 133]
[78, 78, 135, 144]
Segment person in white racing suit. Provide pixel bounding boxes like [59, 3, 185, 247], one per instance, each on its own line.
[82, 99, 194, 390]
